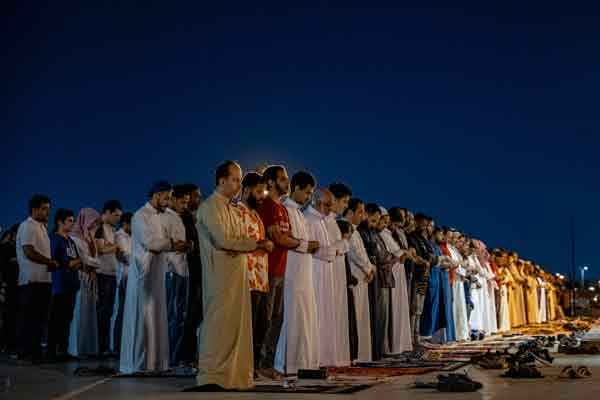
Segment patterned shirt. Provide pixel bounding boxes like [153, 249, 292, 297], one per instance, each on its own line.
[238, 202, 269, 292]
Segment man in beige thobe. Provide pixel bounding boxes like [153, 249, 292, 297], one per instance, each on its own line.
[196, 161, 273, 389]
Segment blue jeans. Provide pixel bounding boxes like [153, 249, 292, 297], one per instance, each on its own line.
[96, 274, 117, 354]
[166, 272, 189, 366]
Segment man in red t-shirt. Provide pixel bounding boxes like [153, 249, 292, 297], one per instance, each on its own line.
[256, 165, 314, 378]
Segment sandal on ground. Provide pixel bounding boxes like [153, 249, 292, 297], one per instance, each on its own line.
[503, 365, 543, 379]
[437, 372, 483, 392]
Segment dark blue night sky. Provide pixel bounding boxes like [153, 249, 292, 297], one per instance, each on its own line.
[3, 3, 599, 277]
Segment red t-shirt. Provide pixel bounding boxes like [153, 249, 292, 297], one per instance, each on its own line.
[257, 196, 290, 277]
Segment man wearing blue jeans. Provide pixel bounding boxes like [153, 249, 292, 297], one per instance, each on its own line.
[161, 185, 193, 366]
[94, 200, 123, 356]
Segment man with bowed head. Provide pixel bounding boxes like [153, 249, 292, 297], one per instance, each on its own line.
[120, 182, 188, 374]
[196, 161, 274, 390]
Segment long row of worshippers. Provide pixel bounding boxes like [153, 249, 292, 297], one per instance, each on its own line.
[4, 160, 566, 389]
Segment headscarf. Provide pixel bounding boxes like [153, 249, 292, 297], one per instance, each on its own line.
[472, 239, 490, 268]
[71, 208, 101, 257]
[71, 208, 101, 302]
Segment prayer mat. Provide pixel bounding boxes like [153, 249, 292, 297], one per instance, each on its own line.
[116, 367, 197, 378]
[326, 362, 467, 378]
[183, 383, 373, 394]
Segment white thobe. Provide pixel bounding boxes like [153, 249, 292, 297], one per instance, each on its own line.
[160, 208, 188, 277]
[120, 202, 171, 373]
[274, 198, 319, 374]
[303, 206, 337, 367]
[379, 229, 412, 353]
[347, 226, 373, 362]
[447, 245, 470, 341]
[115, 229, 132, 284]
[537, 277, 548, 323]
[467, 255, 485, 332]
[482, 261, 498, 334]
[69, 236, 101, 356]
[325, 212, 351, 366]
[498, 283, 511, 332]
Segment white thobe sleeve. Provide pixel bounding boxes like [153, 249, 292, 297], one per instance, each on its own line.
[115, 234, 131, 264]
[347, 234, 371, 275]
[134, 212, 171, 253]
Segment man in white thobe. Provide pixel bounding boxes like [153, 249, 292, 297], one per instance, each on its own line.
[326, 183, 353, 367]
[378, 208, 412, 354]
[342, 198, 374, 362]
[196, 161, 273, 389]
[120, 181, 188, 374]
[446, 234, 470, 341]
[274, 171, 320, 374]
[303, 189, 338, 368]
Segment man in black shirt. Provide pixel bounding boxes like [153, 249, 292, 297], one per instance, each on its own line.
[178, 183, 203, 364]
[407, 213, 439, 344]
[358, 203, 399, 361]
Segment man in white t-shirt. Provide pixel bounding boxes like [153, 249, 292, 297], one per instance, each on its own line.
[94, 199, 123, 356]
[113, 211, 133, 354]
[160, 185, 193, 366]
[16, 194, 59, 363]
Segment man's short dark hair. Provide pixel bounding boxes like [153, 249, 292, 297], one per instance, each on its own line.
[29, 194, 51, 214]
[328, 183, 352, 199]
[103, 200, 123, 214]
[172, 185, 192, 199]
[290, 171, 316, 192]
[414, 212, 428, 222]
[336, 219, 353, 236]
[263, 165, 285, 190]
[365, 203, 381, 215]
[120, 212, 133, 226]
[242, 172, 263, 189]
[388, 207, 406, 223]
[179, 183, 199, 192]
[215, 160, 238, 187]
[343, 197, 364, 217]
[53, 208, 74, 232]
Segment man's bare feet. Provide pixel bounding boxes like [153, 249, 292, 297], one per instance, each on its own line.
[257, 368, 283, 380]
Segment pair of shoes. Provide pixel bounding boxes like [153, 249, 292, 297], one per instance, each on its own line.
[503, 365, 543, 378]
[438, 372, 483, 392]
[414, 372, 483, 392]
[559, 365, 592, 379]
[472, 351, 507, 369]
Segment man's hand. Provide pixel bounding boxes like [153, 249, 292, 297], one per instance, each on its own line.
[307, 240, 320, 254]
[258, 239, 275, 253]
[69, 258, 82, 271]
[46, 259, 59, 271]
[173, 240, 188, 252]
[186, 240, 194, 252]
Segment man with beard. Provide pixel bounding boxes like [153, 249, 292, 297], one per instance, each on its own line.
[161, 185, 193, 366]
[16, 194, 58, 363]
[238, 172, 269, 372]
[407, 213, 439, 344]
[342, 198, 374, 362]
[379, 207, 412, 353]
[94, 200, 123, 356]
[120, 182, 188, 373]
[304, 188, 338, 367]
[256, 165, 305, 377]
[358, 204, 398, 360]
[326, 183, 352, 366]
[178, 183, 203, 365]
[196, 161, 273, 389]
[274, 171, 320, 374]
